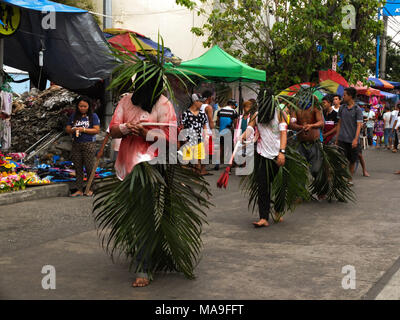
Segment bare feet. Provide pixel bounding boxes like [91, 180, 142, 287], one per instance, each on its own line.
[253, 219, 269, 228]
[363, 171, 370, 177]
[394, 170, 400, 175]
[84, 190, 94, 197]
[70, 191, 83, 197]
[272, 212, 284, 223]
[132, 277, 150, 287]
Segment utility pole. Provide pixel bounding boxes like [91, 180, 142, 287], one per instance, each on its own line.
[103, 0, 113, 131]
[380, 15, 389, 78]
[103, 0, 112, 29]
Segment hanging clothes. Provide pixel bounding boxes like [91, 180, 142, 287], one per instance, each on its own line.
[1, 91, 12, 116]
[0, 118, 11, 150]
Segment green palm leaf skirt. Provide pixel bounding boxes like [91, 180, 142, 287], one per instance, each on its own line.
[308, 142, 355, 202]
[93, 162, 212, 280]
[240, 146, 310, 222]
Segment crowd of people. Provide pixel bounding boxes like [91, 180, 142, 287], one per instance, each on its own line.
[65, 82, 400, 288]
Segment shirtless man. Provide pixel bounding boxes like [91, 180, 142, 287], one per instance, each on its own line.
[289, 98, 324, 179]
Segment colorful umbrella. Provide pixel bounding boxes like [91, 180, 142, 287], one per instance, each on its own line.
[104, 28, 180, 62]
[279, 82, 326, 101]
[320, 79, 345, 96]
[319, 69, 349, 87]
[367, 77, 394, 89]
[352, 83, 382, 97]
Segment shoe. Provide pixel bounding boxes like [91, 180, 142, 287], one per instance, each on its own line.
[214, 165, 220, 171]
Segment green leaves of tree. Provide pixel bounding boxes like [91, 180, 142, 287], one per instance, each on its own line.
[189, 0, 383, 90]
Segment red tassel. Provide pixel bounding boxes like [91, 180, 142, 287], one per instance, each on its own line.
[217, 167, 231, 188]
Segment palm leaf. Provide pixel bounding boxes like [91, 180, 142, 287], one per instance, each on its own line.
[93, 162, 212, 280]
[309, 143, 356, 202]
[240, 146, 310, 222]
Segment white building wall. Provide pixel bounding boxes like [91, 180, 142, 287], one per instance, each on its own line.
[92, 0, 211, 61]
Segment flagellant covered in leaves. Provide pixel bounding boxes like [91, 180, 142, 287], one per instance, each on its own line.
[93, 39, 212, 287]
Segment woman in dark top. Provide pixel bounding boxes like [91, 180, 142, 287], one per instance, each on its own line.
[66, 96, 100, 197]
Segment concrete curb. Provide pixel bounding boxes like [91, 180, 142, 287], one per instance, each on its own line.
[0, 184, 70, 206]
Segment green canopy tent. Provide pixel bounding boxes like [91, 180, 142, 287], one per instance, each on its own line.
[170, 45, 266, 82]
[166, 45, 266, 110]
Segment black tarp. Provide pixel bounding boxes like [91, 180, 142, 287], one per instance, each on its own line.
[3, 1, 116, 91]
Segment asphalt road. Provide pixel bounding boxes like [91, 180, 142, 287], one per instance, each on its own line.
[1, 147, 400, 300]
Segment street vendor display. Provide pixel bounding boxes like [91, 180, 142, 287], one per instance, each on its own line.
[0, 152, 50, 193]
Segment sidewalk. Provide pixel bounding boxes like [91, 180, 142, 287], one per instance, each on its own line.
[1, 148, 400, 299]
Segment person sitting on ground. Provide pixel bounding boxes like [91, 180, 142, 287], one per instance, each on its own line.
[66, 96, 100, 197]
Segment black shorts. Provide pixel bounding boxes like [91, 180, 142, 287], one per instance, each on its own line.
[338, 141, 360, 164]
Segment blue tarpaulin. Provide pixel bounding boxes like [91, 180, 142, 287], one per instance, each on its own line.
[1, 0, 86, 13]
[383, 2, 400, 16]
[379, 90, 398, 100]
[1, 0, 116, 91]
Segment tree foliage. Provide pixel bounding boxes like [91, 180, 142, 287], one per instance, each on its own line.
[186, 0, 383, 91]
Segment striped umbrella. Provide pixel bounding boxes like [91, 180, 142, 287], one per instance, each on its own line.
[279, 82, 326, 101]
[320, 79, 345, 96]
[104, 28, 180, 62]
[367, 77, 394, 90]
[318, 69, 349, 96]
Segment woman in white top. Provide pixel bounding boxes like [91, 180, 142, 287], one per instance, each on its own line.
[241, 92, 288, 227]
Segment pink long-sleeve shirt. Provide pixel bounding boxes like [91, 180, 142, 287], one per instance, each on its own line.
[109, 94, 177, 180]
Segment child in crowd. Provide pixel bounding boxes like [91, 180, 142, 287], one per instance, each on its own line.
[374, 113, 384, 149]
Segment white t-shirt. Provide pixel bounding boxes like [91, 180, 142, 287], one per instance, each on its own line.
[366, 110, 376, 128]
[256, 110, 281, 159]
[383, 111, 392, 129]
[200, 104, 212, 134]
[390, 110, 399, 128]
[395, 116, 400, 130]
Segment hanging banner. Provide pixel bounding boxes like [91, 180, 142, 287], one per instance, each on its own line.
[332, 55, 337, 71]
[0, 3, 21, 36]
